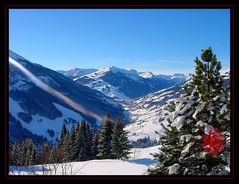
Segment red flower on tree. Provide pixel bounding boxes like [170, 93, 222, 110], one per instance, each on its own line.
[202, 128, 225, 155]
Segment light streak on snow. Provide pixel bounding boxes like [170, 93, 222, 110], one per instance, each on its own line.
[9, 57, 102, 120]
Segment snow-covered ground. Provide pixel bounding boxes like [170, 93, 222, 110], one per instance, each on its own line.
[9, 146, 159, 175]
[9, 160, 148, 175]
[129, 145, 160, 160]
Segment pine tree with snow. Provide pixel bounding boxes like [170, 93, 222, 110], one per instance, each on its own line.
[183, 48, 229, 175]
[11, 139, 38, 166]
[150, 47, 230, 175]
[148, 104, 184, 175]
[190, 47, 223, 102]
[111, 117, 131, 159]
[9, 144, 14, 165]
[97, 113, 114, 159]
[181, 48, 229, 175]
[9, 142, 21, 166]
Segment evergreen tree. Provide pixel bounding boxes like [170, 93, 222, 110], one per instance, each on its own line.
[58, 122, 67, 147]
[149, 119, 184, 175]
[191, 47, 223, 102]
[86, 123, 93, 160]
[9, 144, 14, 165]
[67, 124, 77, 161]
[9, 143, 15, 165]
[39, 142, 52, 164]
[62, 134, 70, 162]
[111, 117, 131, 159]
[91, 132, 99, 159]
[9, 141, 22, 166]
[97, 113, 114, 159]
[181, 48, 228, 175]
[149, 47, 230, 175]
[23, 139, 38, 165]
[76, 120, 89, 161]
[54, 123, 69, 163]
[50, 146, 62, 163]
[73, 123, 81, 161]
[10, 139, 38, 166]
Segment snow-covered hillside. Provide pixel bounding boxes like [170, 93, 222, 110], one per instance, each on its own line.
[9, 146, 159, 175]
[125, 84, 184, 146]
[9, 97, 83, 141]
[9, 51, 126, 144]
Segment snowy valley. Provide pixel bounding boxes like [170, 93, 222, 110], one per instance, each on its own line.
[9, 50, 187, 146]
[8, 50, 231, 176]
[8, 51, 186, 175]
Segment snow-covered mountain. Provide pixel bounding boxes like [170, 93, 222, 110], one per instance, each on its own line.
[9, 51, 126, 144]
[57, 68, 97, 79]
[125, 72, 230, 147]
[69, 66, 187, 100]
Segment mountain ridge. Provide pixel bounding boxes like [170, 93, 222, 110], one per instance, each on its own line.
[59, 66, 187, 100]
[9, 51, 126, 144]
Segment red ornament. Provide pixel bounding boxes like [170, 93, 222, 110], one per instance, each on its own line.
[202, 128, 225, 155]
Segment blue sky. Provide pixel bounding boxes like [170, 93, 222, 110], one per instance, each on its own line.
[9, 9, 230, 74]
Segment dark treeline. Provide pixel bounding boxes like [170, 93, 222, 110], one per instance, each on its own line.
[9, 113, 131, 166]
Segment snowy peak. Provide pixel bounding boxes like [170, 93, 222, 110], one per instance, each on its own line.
[58, 68, 97, 78]
[104, 66, 137, 74]
[84, 66, 140, 82]
[108, 66, 139, 80]
[138, 71, 154, 78]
